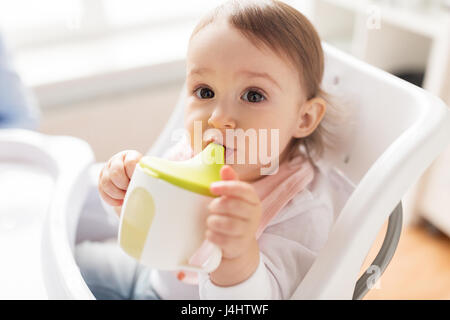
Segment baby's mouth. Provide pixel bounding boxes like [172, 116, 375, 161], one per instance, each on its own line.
[204, 139, 236, 162]
[224, 146, 235, 160]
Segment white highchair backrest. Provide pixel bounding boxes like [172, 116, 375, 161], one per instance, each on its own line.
[293, 44, 450, 299]
[148, 43, 450, 299]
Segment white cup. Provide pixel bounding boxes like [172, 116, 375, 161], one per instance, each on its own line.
[118, 147, 223, 273]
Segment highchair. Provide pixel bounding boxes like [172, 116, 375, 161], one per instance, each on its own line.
[0, 43, 449, 299]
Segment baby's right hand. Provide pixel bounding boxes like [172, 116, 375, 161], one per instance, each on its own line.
[98, 150, 143, 208]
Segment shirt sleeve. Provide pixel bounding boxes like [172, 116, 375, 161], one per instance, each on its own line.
[198, 254, 273, 300]
[197, 190, 335, 300]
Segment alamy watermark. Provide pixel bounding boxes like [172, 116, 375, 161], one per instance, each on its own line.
[170, 120, 281, 175]
[366, 265, 382, 290]
[367, 5, 381, 30]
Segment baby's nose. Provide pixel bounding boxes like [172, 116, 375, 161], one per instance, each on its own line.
[207, 111, 236, 129]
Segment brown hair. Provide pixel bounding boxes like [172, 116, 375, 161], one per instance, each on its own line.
[189, 0, 344, 165]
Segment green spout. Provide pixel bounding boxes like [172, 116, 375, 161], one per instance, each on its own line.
[139, 143, 225, 197]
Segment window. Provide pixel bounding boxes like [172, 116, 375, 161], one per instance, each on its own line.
[0, 0, 309, 106]
[0, 0, 225, 50]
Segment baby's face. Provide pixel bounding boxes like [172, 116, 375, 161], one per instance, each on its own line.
[185, 20, 306, 182]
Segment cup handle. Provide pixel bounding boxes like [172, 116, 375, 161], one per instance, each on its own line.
[181, 240, 222, 273]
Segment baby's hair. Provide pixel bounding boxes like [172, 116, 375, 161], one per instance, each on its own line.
[189, 0, 348, 166]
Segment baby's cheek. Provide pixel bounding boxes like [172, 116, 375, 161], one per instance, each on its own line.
[183, 122, 199, 152]
[252, 130, 284, 162]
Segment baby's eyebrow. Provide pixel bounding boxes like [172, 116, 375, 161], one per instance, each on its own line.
[237, 69, 281, 90]
[187, 67, 215, 76]
[187, 67, 281, 91]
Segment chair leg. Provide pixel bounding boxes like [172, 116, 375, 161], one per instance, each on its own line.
[352, 202, 403, 300]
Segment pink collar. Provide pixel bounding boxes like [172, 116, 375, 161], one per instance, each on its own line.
[251, 154, 315, 238]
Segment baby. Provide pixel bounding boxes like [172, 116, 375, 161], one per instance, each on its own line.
[76, 0, 350, 300]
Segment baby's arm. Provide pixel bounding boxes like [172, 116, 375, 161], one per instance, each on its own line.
[98, 150, 143, 216]
[200, 190, 335, 299]
[205, 165, 262, 287]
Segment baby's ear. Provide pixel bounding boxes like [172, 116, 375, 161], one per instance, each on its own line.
[293, 97, 326, 138]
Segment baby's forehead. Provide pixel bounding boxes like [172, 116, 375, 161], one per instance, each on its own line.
[190, 45, 291, 78]
[189, 21, 289, 64]
[186, 20, 301, 89]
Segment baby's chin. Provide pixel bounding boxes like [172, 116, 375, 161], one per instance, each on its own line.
[224, 162, 265, 182]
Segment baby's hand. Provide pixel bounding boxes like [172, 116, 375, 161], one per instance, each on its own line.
[206, 165, 262, 260]
[98, 150, 143, 210]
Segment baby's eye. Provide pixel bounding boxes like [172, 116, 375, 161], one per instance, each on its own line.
[194, 87, 215, 99]
[242, 90, 265, 103]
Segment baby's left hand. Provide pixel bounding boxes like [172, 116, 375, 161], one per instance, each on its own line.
[206, 165, 262, 260]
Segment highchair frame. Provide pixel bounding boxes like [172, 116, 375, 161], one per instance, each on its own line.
[147, 43, 450, 299]
[34, 43, 450, 299]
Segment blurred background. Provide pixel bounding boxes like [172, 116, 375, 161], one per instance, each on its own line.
[0, 0, 449, 299]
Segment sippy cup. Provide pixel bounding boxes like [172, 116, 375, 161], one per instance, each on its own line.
[118, 142, 225, 273]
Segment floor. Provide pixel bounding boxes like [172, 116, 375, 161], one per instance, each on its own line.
[362, 220, 450, 300]
[38, 83, 450, 300]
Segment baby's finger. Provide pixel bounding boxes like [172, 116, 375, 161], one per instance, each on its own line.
[124, 150, 142, 179]
[220, 165, 239, 181]
[207, 214, 246, 236]
[210, 181, 259, 205]
[100, 170, 127, 200]
[109, 155, 130, 190]
[208, 196, 255, 220]
[98, 165, 105, 184]
[99, 186, 123, 207]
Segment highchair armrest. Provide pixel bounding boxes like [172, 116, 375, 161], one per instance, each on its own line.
[352, 202, 403, 300]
